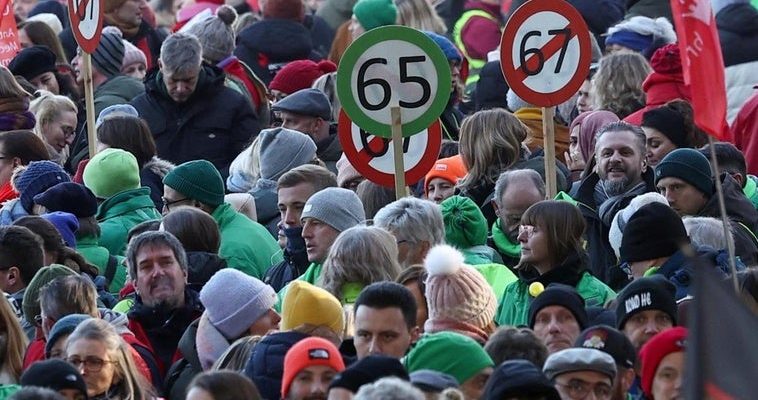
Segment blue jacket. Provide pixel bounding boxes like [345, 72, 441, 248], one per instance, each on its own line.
[653, 247, 746, 300]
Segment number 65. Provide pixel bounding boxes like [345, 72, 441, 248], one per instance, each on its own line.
[356, 56, 432, 111]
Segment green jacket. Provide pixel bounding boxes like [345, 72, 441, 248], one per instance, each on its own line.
[212, 203, 283, 279]
[473, 263, 517, 303]
[494, 254, 616, 327]
[275, 262, 323, 312]
[744, 175, 758, 210]
[77, 234, 128, 293]
[96, 188, 162, 256]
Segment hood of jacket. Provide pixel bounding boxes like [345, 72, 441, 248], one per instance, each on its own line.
[185, 251, 227, 292]
[237, 19, 313, 64]
[699, 174, 758, 231]
[95, 187, 157, 221]
[196, 313, 230, 371]
[143, 156, 174, 179]
[95, 75, 145, 103]
[250, 178, 279, 224]
[244, 330, 310, 400]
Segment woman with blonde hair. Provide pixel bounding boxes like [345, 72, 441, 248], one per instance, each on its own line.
[65, 318, 154, 400]
[592, 52, 651, 119]
[29, 91, 78, 165]
[395, 0, 446, 34]
[0, 66, 35, 132]
[0, 294, 27, 383]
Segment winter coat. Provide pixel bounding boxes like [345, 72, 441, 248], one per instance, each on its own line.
[744, 175, 758, 210]
[94, 75, 145, 118]
[60, 20, 165, 67]
[650, 247, 746, 300]
[264, 251, 310, 293]
[569, 169, 657, 289]
[164, 319, 201, 400]
[234, 19, 315, 86]
[127, 289, 204, 380]
[243, 331, 310, 400]
[624, 0, 674, 23]
[76, 234, 128, 293]
[473, 263, 517, 304]
[624, 69, 691, 125]
[185, 252, 227, 293]
[494, 252, 616, 327]
[0, 198, 28, 226]
[733, 92, 758, 176]
[514, 107, 571, 158]
[317, 127, 342, 174]
[96, 187, 162, 256]
[211, 203, 282, 279]
[716, 3, 758, 68]
[696, 174, 758, 266]
[131, 66, 260, 180]
[304, 14, 335, 59]
[249, 178, 280, 238]
[218, 56, 270, 126]
[316, 0, 357, 30]
[140, 157, 174, 210]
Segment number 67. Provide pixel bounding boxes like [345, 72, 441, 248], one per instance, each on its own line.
[356, 56, 432, 111]
[519, 28, 572, 76]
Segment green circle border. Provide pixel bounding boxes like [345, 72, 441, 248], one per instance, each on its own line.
[336, 26, 452, 138]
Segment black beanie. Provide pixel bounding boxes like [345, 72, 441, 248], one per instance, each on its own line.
[20, 359, 89, 399]
[329, 355, 409, 393]
[8, 45, 57, 81]
[642, 106, 688, 148]
[528, 284, 588, 329]
[615, 275, 677, 330]
[655, 148, 713, 196]
[620, 202, 689, 263]
[575, 325, 637, 369]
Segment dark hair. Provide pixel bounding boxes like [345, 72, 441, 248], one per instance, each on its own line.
[188, 371, 261, 400]
[277, 164, 337, 191]
[356, 180, 395, 220]
[8, 386, 66, 400]
[354, 281, 417, 329]
[76, 216, 101, 238]
[662, 99, 708, 148]
[0, 130, 50, 164]
[484, 327, 549, 368]
[438, 140, 459, 158]
[700, 142, 747, 187]
[17, 22, 67, 64]
[519, 200, 586, 269]
[162, 206, 221, 253]
[126, 231, 188, 282]
[0, 226, 44, 286]
[126, 220, 160, 243]
[13, 216, 98, 277]
[97, 115, 157, 168]
[595, 121, 646, 156]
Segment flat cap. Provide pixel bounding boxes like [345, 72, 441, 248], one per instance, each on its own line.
[272, 88, 332, 121]
[543, 348, 617, 381]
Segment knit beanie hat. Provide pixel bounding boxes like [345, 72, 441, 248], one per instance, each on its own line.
[22, 264, 77, 322]
[8, 45, 57, 82]
[91, 30, 126, 78]
[83, 148, 141, 199]
[34, 182, 98, 218]
[200, 269, 277, 340]
[615, 275, 677, 329]
[163, 160, 225, 207]
[329, 355, 409, 393]
[482, 360, 559, 400]
[605, 16, 676, 53]
[300, 187, 365, 232]
[259, 128, 317, 181]
[642, 105, 688, 148]
[20, 359, 89, 399]
[424, 156, 467, 195]
[121, 38, 147, 70]
[15, 161, 70, 213]
[186, 5, 237, 63]
[281, 337, 345, 398]
[608, 192, 669, 259]
[423, 245, 497, 338]
[44, 314, 92, 358]
[527, 283, 588, 330]
[336, 154, 362, 188]
[575, 325, 637, 370]
[620, 202, 689, 263]
[423, 32, 462, 64]
[269, 60, 337, 95]
[543, 348, 617, 381]
[655, 148, 713, 197]
[281, 280, 344, 335]
[404, 331, 494, 384]
[639, 327, 687, 398]
[42, 211, 79, 248]
[353, 0, 397, 31]
[440, 196, 488, 250]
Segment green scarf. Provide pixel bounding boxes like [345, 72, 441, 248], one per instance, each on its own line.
[491, 219, 521, 259]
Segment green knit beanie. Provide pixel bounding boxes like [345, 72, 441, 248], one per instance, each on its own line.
[404, 331, 494, 384]
[353, 0, 397, 31]
[162, 160, 225, 207]
[440, 195, 488, 249]
[22, 264, 78, 323]
[83, 148, 141, 199]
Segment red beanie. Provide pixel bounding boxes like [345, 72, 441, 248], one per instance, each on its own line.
[424, 155, 467, 194]
[639, 327, 687, 399]
[281, 337, 345, 398]
[269, 60, 337, 95]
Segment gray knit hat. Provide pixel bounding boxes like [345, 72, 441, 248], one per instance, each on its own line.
[200, 269, 277, 340]
[259, 128, 317, 181]
[186, 5, 237, 63]
[301, 187, 365, 232]
[91, 30, 125, 78]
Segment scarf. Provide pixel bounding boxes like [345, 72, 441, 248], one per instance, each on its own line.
[0, 182, 17, 204]
[595, 180, 648, 226]
[491, 219, 521, 259]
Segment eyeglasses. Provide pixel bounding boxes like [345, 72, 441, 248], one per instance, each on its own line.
[161, 197, 191, 211]
[555, 380, 612, 400]
[66, 356, 116, 372]
[518, 224, 536, 238]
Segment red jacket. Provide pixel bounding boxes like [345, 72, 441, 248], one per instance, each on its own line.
[624, 71, 692, 125]
[732, 91, 758, 175]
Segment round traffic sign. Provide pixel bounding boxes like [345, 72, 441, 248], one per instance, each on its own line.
[338, 110, 442, 188]
[337, 26, 452, 139]
[67, 0, 104, 54]
[499, 0, 591, 107]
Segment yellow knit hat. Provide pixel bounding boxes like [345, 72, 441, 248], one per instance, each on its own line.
[281, 281, 345, 335]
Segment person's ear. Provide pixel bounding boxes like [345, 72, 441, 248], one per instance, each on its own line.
[492, 200, 500, 217]
[410, 326, 421, 344]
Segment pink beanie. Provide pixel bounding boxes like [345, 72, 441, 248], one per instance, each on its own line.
[423, 245, 497, 343]
[122, 39, 147, 69]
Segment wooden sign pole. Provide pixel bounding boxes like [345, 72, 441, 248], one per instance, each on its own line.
[82, 52, 98, 158]
[542, 106, 557, 198]
[391, 106, 406, 200]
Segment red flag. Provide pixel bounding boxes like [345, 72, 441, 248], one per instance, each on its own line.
[0, 0, 20, 67]
[669, 0, 729, 140]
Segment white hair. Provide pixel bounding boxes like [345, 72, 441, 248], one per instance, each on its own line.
[374, 197, 445, 246]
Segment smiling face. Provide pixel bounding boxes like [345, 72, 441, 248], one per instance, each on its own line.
[133, 244, 187, 309]
[40, 110, 77, 153]
[596, 130, 646, 195]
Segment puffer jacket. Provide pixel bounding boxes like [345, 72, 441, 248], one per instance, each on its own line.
[96, 188, 161, 256]
[650, 246, 746, 300]
[244, 331, 310, 400]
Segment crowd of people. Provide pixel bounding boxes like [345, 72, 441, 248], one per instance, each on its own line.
[0, 0, 756, 398]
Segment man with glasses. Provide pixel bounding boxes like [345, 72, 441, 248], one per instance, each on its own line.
[162, 160, 281, 279]
[543, 347, 617, 400]
[490, 169, 546, 270]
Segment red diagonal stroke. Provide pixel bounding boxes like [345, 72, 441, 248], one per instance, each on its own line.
[507, 20, 579, 82]
[356, 136, 386, 164]
[75, 0, 91, 19]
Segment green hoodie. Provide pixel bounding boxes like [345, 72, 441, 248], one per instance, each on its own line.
[96, 187, 162, 256]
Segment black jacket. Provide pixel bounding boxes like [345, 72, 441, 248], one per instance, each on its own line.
[716, 3, 758, 67]
[131, 66, 260, 180]
[164, 319, 200, 400]
[244, 331, 310, 400]
[59, 20, 165, 64]
[264, 228, 310, 292]
[185, 252, 227, 293]
[303, 14, 334, 60]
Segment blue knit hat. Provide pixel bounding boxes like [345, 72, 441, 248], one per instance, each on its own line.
[424, 31, 462, 64]
[14, 161, 70, 213]
[34, 182, 98, 218]
[45, 314, 92, 358]
[605, 30, 654, 52]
